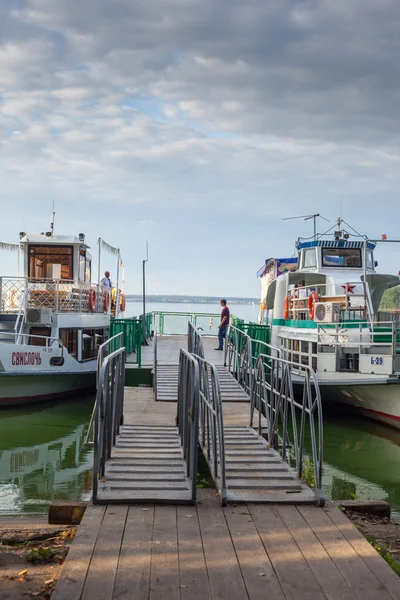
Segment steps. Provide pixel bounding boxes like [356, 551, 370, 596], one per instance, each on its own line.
[95, 425, 194, 504]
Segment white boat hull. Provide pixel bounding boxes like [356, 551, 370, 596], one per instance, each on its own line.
[318, 380, 400, 429]
[0, 372, 95, 406]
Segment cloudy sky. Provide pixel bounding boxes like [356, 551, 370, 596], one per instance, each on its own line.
[1, 0, 400, 297]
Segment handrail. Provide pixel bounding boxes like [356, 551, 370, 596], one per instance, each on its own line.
[0, 330, 64, 353]
[153, 328, 158, 400]
[177, 349, 200, 501]
[85, 333, 125, 448]
[187, 321, 205, 358]
[250, 352, 324, 505]
[224, 324, 282, 398]
[92, 346, 126, 504]
[194, 354, 227, 505]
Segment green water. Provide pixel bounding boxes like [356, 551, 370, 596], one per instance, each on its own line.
[0, 398, 399, 520]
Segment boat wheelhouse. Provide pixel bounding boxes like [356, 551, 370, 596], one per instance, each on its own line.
[258, 221, 400, 428]
[0, 231, 123, 405]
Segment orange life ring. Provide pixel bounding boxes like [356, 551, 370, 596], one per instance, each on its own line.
[260, 302, 266, 311]
[284, 295, 290, 320]
[119, 293, 126, 313]
[308, 291, 319, 320]
[88, 288, 96, 312]
[103, 291, 110, 312]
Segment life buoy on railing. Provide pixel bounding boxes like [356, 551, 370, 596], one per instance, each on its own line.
[284, 295, 290, 320]
[111, 287, 117, 307]
[260, 302, 266, 311]
[88, 287, 96, 312]
[103, 291, 110, 312]
[119, 293, 126, 313]
[308, 291, 319, 320]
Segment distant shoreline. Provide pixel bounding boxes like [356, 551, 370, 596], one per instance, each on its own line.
[126, 295, 259, 305]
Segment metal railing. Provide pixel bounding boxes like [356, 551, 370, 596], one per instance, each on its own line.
[225, 324, 282, 397]
[152, 311, 220, 336]
[0, 276, 110, 314]
[187, 321, 205, 358]
[250, 352, 324, 505]
[109, 319, 142, 365]
[92, 346, 126, 504]
[0, 330, 64, 353]
[195, 354, 227, 505]
[153, 328, 158, 400]
[177, 349, 200, 502]
[139, 312, 153, 341]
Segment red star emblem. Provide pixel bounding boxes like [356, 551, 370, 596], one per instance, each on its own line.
[342, 283, 356, 294]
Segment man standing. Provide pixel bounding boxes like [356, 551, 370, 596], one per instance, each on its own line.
[100, 271, 112, 288]
[216, 299, 230, 350]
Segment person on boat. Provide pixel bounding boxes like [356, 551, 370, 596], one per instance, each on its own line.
[216, 299, 230, 351]
[101, 271, 112, 288]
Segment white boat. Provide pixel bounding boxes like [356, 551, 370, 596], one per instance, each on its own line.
[257, 218, 400, 429]
[0, 231, 125, 406]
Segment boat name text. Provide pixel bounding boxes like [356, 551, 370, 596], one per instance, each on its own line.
[12, 352, 42, 366]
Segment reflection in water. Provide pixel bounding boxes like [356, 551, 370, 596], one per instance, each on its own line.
[0, 394, 399, 520]
[0, 396, 94, 514]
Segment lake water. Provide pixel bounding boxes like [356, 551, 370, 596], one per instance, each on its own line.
[0, 304, 399, 520]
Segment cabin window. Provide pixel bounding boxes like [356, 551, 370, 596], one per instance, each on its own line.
[303, 249, 317, 268]
[85, 258, 91, 282]
[29, 246, 73, 280]
[79, 250, 86, 281]
[367, 251, 373, 270]
[59, 328, 78, 359]
[81, 328, 105, 361]
[29, 327, 50, 346]
[321, 248, 361, 268]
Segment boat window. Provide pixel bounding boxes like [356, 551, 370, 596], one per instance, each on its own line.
[29, 245, 73, 280]
[303, 249, 317, 268]
[367, 251, 373, 270]
[81, 328, 105, 361]
[79, 250, 86, 281]
[321, 248, 361, 268]
[29, 327, 50, 346]
[85, 258, 91, 282]
[59, 328, 78, 359]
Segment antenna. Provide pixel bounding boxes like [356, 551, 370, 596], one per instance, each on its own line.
[50, 201, 55, 236]
[282, 213, 330, 240]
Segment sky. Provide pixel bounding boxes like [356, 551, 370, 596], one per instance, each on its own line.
[1, 0, 400, 297]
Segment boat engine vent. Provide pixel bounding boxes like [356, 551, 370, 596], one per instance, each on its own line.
[314, 302, 341, 324]
[25, 308, 53, 326]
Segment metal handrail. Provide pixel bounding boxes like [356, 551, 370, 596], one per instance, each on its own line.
[152, 310, 221, 336]
[92, 346, 126, 504]
[153, 328, 158, 400]
[177, 349, 200, 501]
[187, 321, 205, 358]
[0, 330, 64, 352]
[250, 352, 324, 505]
[194, 354, 227, 505]
[224, 324, 282, 398]
[85, 333, 125, 447]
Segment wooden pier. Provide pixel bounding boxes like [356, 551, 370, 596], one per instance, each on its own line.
[53, 332, 400, 600]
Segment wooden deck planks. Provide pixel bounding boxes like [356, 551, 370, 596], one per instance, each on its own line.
[150, 506, 180, 600]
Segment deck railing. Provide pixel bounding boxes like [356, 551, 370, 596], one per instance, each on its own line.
[250, 353, 324, 505]
[92, 346, 126, 504]
[0, 276, 110, 314]
[187, 321, 205, 358]
[195, 354, 227, 505]
[177, 349, 200, 502]
[152, 311, 220, 336]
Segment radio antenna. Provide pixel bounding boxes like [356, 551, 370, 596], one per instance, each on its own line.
[50, 201, 55, 236]
[282, 213, 330, 240]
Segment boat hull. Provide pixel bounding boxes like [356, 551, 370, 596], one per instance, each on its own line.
[318, 380, 400, 429]
[0, 372, 96, 406]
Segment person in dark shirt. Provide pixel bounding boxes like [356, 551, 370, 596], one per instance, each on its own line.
[216, 299, 230, 350]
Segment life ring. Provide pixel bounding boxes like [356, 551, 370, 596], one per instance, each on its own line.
[103, 291, 110, 312]
[284, 295, 290, 320]
[119, 293, 126, 313]
[260, 302, 266, 311]
[308, 291, 319, 320]
[88, 288, 96, 312]
[111, 287, 117, 307]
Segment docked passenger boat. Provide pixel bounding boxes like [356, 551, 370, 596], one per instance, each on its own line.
[257, 218, 400, 428]
[0, 231, 126, 406]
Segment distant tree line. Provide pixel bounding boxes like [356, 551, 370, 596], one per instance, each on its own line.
[380, 286, 400, 310]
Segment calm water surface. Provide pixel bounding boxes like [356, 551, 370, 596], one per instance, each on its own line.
[0, 303, 398, 520]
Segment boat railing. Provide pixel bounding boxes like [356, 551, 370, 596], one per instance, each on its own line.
[177, 349, 200, 502]
[151, 310, 220, 336]
[0, 276, 110, 314]
[193, 353, 227, 505]
[187, 321, 205, 358]
[225, 324, 282, 397]
[250, 352, 324, 505]
[85, 333, 125, 447]
[0, 330, 65, 354]
[92, 346, 126, 504]
[153, 327, 158, 400]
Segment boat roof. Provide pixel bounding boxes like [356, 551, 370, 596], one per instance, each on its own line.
[256, 257, 298, 278]
[296, 240, 376, 251]
[20, 234, 90, 248]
